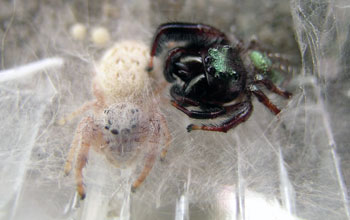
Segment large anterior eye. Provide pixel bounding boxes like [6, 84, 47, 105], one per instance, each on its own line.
[111, 129, 119, 135]
[206, 66, 215, 74]
[204, 56, 212, 64]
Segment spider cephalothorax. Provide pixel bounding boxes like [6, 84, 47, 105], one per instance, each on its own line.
[148, 22, 292, 132]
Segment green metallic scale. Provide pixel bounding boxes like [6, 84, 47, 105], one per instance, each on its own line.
[208, 47, 237, 79]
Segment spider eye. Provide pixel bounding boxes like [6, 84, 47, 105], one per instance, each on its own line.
[204, 56, 211, 64]
[108, 119, 112, 125]
[105, 125, 110, 130]
[207, 66, 215, 74]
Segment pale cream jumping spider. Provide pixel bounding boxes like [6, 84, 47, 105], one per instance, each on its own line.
[60, 41, 171, 199]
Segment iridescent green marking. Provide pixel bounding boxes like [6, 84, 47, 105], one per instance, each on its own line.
[208, 47, 237, 79]
[250, 50, 272, 73]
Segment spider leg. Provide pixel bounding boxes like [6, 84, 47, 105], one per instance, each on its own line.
[170, 85, 200, 106]
[57, 101, 97, 125]
[154, 81, 168, 97]
[159, 112, 172, 161]
[67, 117, 104, 200]
[58, 81, 105, 126]
[91, 79, 107, 107]
[249, 85, 281, 115]
[145, 99, 172, 161]
[131, 144, 157, 192]
[254, 76, 292, 98]
[171, 100, 226, 119]
[148, 22, 229, 71]
[164, 47, 187, 82]
[64, 122, 83, 175]
[187, 101, 253, 132]
[74, 139, 91, 200]
[164, 47, 202, 82]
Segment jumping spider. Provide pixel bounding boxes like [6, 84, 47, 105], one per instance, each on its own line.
[61, 41, 171, 199]
[148, 22, 292, 132]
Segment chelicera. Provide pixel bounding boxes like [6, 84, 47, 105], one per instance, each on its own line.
[148, 22, 292, 132]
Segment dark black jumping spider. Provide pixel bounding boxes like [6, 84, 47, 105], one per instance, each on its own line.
[148, 22, 292, 133]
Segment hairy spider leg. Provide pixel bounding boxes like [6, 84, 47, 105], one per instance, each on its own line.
[58, 101, 97, 125]
[159, 113, 172, 160]
[187, 101, 253, 132]
[148, 22, 229, 71]
[164, 47, 187, 82]
[64, 122, 84, 175]
[58, 81, 106, 125]
[171, 100, 226, 119]
[66, 117, 105, 199]
[131, 144, 157, 192]
[170, 85, 200, 106]
[128, 110, 172, 191]
[75, 140, 90, 200]
[164, 47, 201, 82]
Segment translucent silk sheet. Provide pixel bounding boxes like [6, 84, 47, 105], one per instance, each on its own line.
[1, 0, 349, 219]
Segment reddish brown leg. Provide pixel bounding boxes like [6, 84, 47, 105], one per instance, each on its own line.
[171, 100, 226, 119]
[251, 88, 281, 115]
[254, 79, 292, 98]
[170, 85, 200, 106]
[187, 101, 253, 133]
